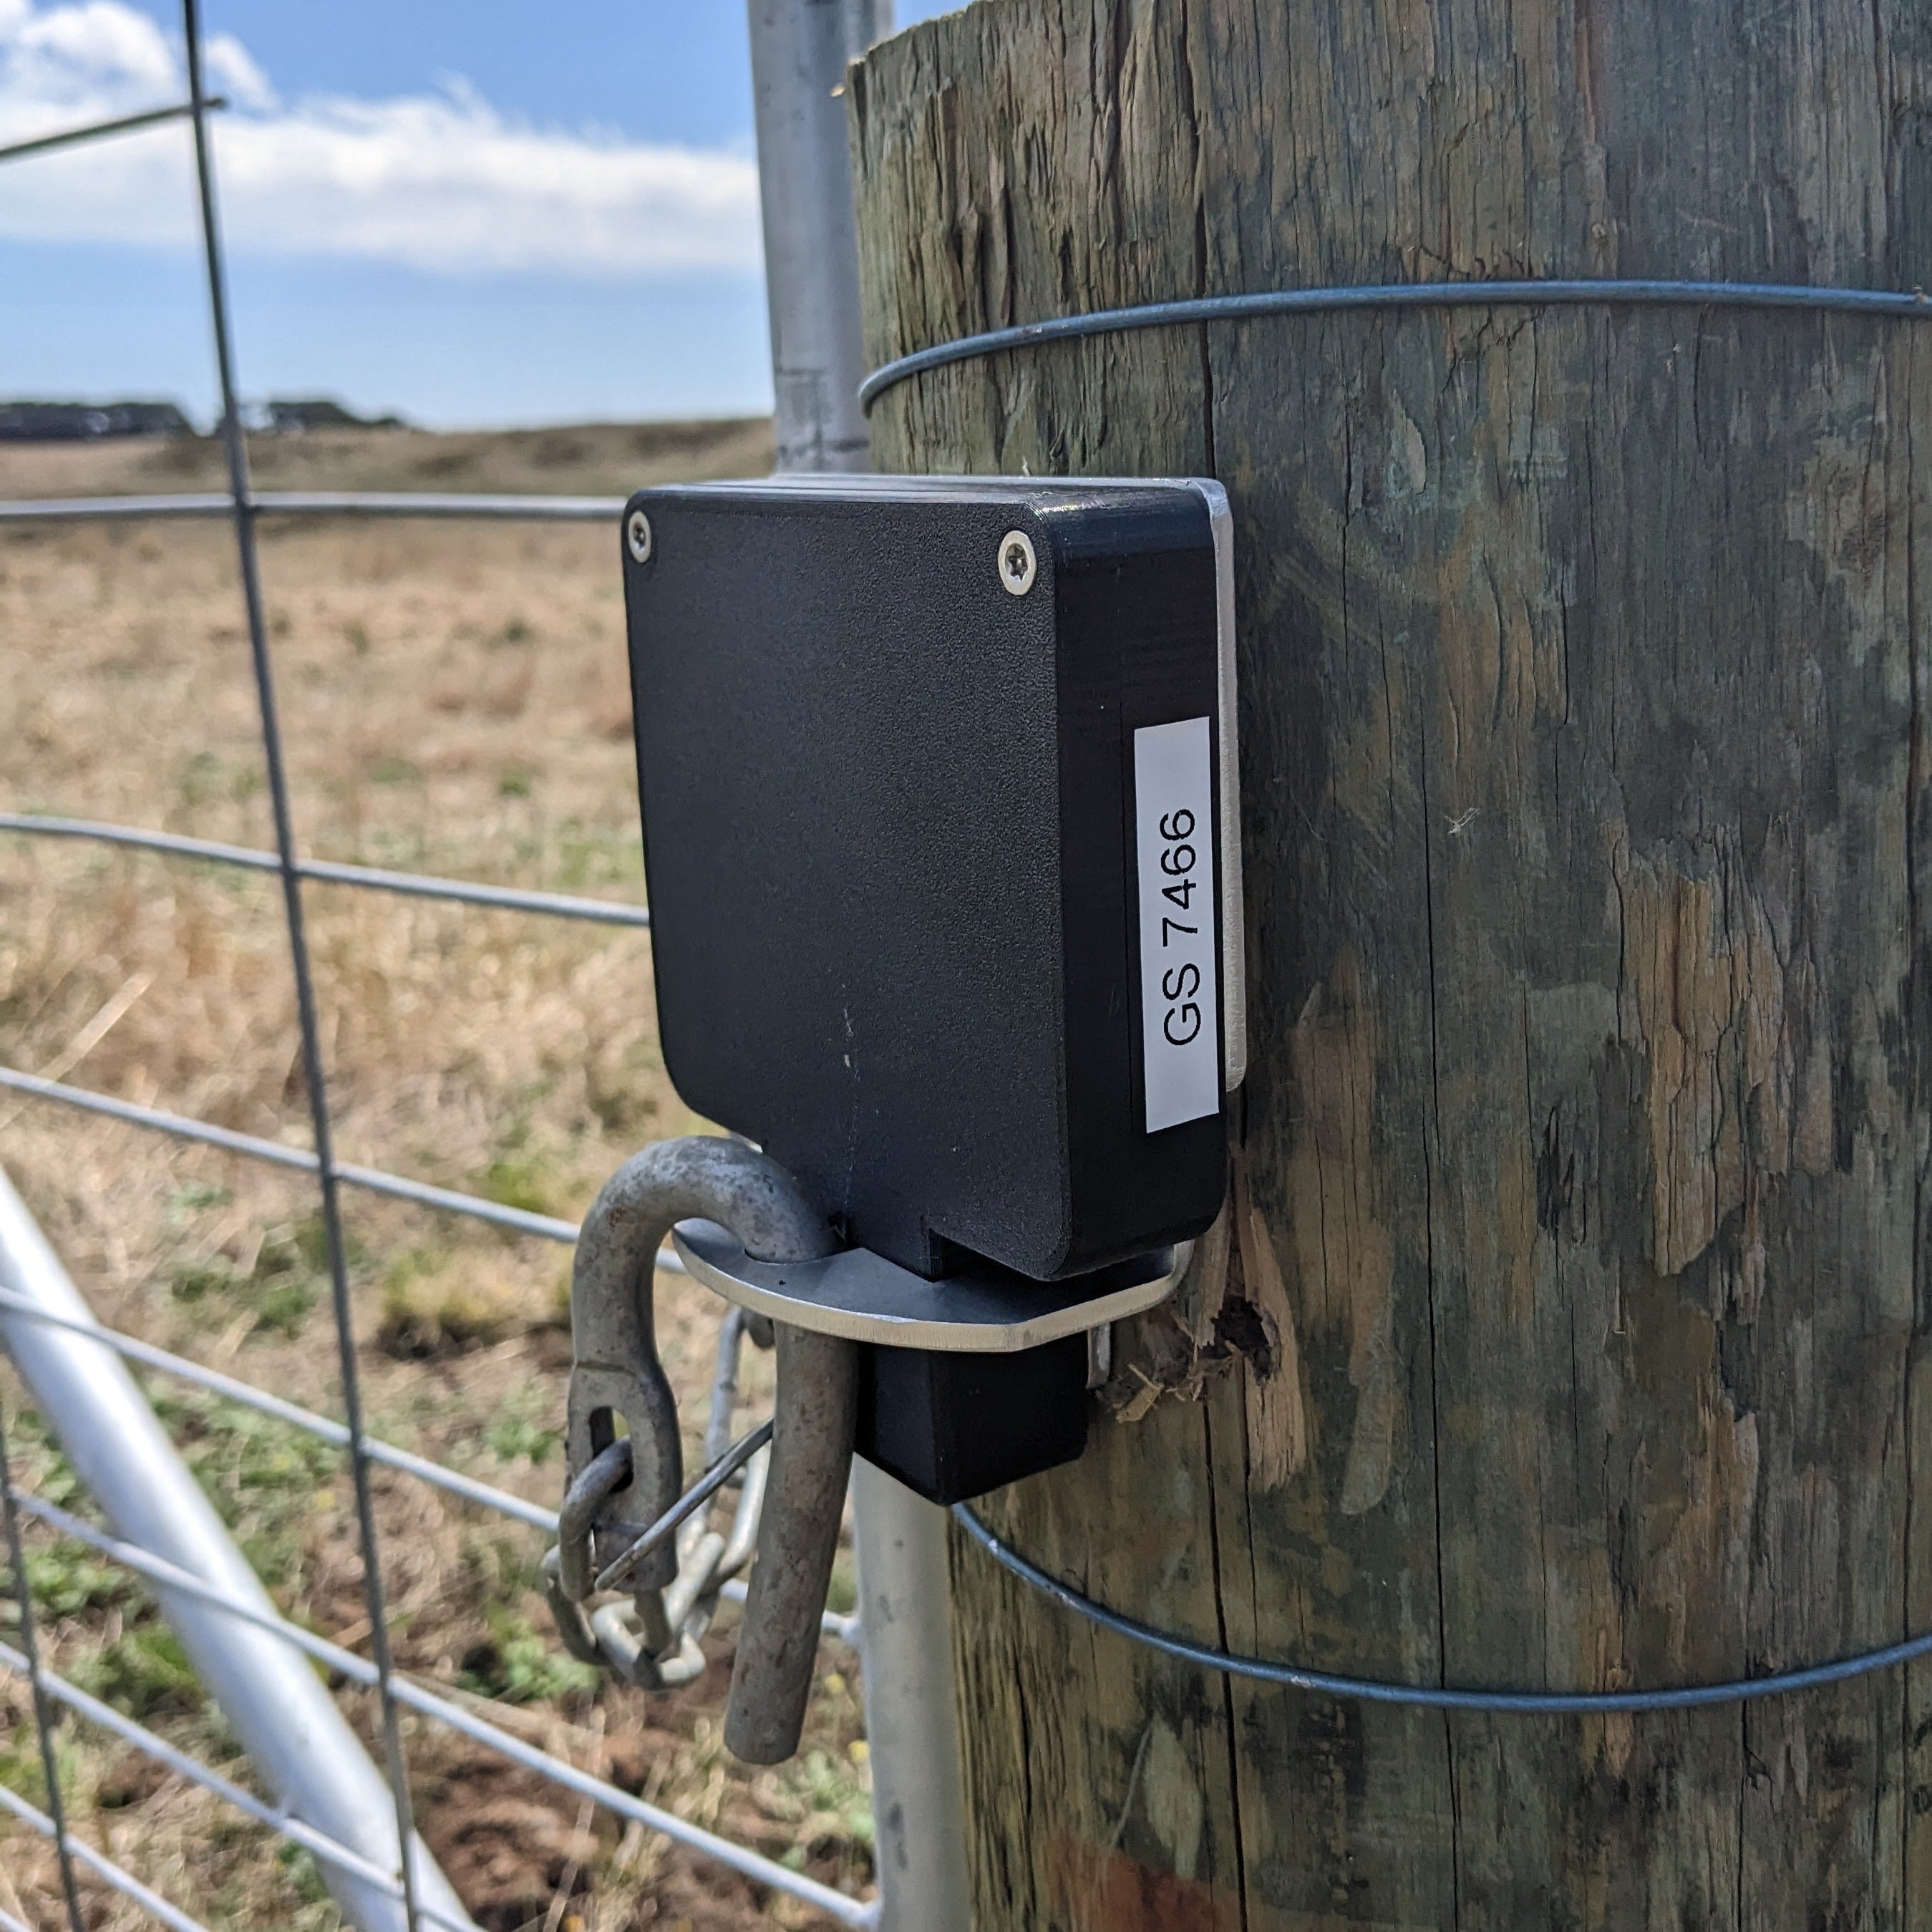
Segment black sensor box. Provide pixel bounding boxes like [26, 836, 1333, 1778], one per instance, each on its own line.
[622, 475, 1240, 1294]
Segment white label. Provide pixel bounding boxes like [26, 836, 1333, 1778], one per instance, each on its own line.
[1133, 717, 1219, 1132]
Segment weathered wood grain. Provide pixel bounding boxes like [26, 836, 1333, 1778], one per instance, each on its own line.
[851, 3, 1932, 1926]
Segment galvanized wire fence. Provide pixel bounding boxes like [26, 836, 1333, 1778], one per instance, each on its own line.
[0, 3, 874, 1924]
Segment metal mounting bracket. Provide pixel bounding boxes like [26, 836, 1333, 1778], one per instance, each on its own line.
[671, 1222, 1188, 1352]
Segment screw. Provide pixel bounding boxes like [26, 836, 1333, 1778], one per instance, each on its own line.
[626, 508, 654, 565]
[998, 529, 1037, 596]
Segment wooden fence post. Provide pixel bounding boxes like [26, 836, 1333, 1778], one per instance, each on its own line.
[850, 2, 1932, 1926]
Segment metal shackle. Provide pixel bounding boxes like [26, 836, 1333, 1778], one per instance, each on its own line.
[562, 1135, 858, 1762]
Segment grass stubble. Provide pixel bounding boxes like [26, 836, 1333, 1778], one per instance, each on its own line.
[0, 422, 877, 1931]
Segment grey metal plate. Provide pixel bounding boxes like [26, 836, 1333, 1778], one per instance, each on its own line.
[671, 1222, 1186, 1352]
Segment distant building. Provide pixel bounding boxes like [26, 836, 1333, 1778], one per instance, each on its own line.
[0, 400, 195, 442]
[263, 398, 407, 434]
[0, 396, 409, 442]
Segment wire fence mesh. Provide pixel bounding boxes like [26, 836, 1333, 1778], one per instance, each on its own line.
[0, 5, 875, 1925]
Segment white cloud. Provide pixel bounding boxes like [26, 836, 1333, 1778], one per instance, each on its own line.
[1, 0, 181, 121]
[204, 33, 275, 115]
[0, 0, 762, 276]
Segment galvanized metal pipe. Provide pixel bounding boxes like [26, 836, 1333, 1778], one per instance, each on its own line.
[850, 1459, 971, 1926]
[746, 0, 890, 473]
[744, 0, 971, 1916]
[0, 1279, 859, 1668]
[0, 1164, 477, 1932]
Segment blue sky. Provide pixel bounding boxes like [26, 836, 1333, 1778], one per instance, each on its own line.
[0, 1, 957, 427]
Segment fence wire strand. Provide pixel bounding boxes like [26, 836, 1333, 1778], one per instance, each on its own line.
[180, 12, 425, 1923]
[0, 1394, 87, 1932]
[5, 1492, 872, 1924]
[0, 490, 624, 523]
[0, 1781, 215, 1932]
[0, 1284, 865, 1626]
[0, 1064, 600, 1245]
[0, 1281, 563, 1530]
[0, 97, 223, 168]
[0, 811, 653, 927]
[0, 1636, 476, 1932]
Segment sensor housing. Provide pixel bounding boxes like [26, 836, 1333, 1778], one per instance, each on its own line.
[623, 474, 1241, 1498]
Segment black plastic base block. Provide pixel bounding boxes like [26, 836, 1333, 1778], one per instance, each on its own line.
[855, 1337, 1089, 1505]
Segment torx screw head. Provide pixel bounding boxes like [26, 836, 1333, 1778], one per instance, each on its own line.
[998, 529, 1037, 596]
[626, 508, 654, 565]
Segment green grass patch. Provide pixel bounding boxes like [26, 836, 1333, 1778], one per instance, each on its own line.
[276, 1840, 334, 1909]
[456, 1610, 599, 1706]
[472, 1156, 562, 1217]
[826, 1549, 858, 1618]
[152, 1392, 339, 1589]
[777, 1747, 875, 1865]
[378, 1246, 523, 1356]
[166, 1180, 233, 1222]
[168, 1213, 333, 1339]
[0, 1722, 78, 1810]
[3, 1409, 83, 1508]
[17, 1546, 133, 1621]
[553, 816, 644, 891]
[484, 1412, 559, 1466]
[72, 1625, 201, 1722]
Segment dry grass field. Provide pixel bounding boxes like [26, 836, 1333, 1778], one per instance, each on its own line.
[0, 419, 879, 1930]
